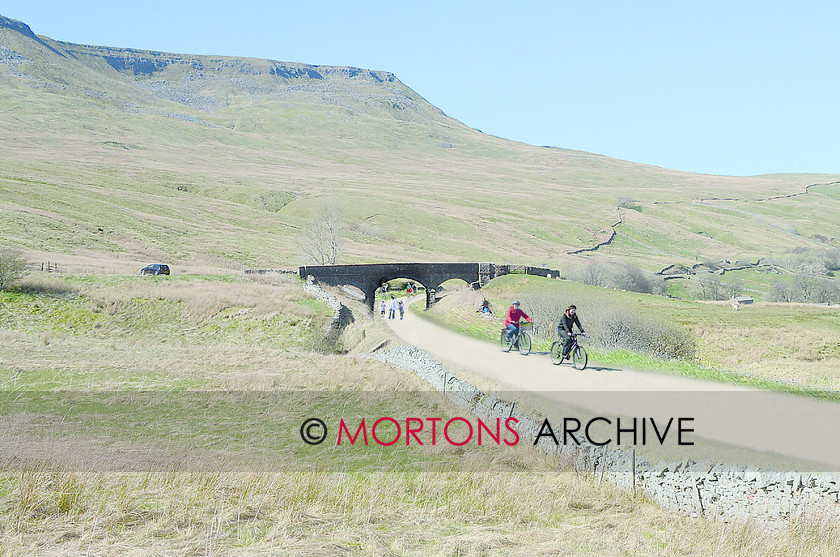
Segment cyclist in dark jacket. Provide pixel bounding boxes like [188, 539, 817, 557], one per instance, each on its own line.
[558, 305, 585, 359]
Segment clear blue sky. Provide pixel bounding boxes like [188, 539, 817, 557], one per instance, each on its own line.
[3, 1, 839, 177]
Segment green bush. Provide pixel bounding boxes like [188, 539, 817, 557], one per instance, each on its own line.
[0, 248, 27, 291]
[519, 291, 696, 361]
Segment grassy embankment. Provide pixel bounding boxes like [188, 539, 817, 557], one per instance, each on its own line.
[3, 272, 840, 554]
[416, 274, 840, 395]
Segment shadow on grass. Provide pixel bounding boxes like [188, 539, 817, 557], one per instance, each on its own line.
[13, 277, 80, 297]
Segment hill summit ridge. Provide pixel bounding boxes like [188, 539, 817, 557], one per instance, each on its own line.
[0, 13, 399, 83]
[0, 15, 36, 39]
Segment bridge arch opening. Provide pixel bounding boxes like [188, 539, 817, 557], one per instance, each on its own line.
[378, 278, 426, 297]
[373, 275, 431, 313]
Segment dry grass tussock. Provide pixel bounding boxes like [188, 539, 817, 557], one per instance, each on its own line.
[692, 322, 840, 388]
[10, 275, 80, 297]
[0, 326, 424, 392]
[3, 461, 840, 556]
[698, 325, 840, 362]
[88, 274, 315, 324]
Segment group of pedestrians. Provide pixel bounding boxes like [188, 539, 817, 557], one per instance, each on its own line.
[379, 296, 404, 320]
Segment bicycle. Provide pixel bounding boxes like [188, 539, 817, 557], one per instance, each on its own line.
[500, 321, 532, 355]
[550, 333, 588, 370]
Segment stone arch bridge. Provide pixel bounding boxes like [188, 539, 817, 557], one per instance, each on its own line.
[298, 263, 560, 311]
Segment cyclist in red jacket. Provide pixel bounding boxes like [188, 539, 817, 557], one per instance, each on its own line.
[504, 301, 531, 343]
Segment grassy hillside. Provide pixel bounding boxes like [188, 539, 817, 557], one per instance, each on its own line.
[1, 15, 839, 274]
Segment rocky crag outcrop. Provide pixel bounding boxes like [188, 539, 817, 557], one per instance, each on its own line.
[0, 13, 443, 121]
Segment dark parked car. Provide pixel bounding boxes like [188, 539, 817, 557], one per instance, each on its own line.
[140, 264, 170, 276]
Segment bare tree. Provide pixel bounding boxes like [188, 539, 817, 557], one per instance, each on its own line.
[791, 275, 819, 302]
[576, 261, 664, 294]
[769, 274, 840, 304]
[581, 262, 607, 287]
[696, 273, 724, 301]
[300, 205, 342, 265]
[769, 277, 792, 302]
[726, 276, 744, 298]
[0, 247, 26, 291]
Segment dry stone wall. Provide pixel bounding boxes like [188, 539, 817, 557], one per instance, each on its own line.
[369, 344, 840, 523]
[302, 278, 353, 343]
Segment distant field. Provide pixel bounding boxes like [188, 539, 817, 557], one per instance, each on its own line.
[811, 182, 840, 200]
[665, 267, 783, 301]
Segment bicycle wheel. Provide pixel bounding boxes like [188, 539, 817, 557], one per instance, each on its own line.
[518, 332, 531, 355]
[572, 345, 588, 370]
[500, 331, 513, 352]
[550, 341, 563, 365]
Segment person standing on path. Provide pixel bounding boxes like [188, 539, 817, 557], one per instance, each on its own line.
[398, 300, 405, 320]
[388, 295, 398, 320]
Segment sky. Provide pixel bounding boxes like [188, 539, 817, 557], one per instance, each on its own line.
[3, 1, 839, 177]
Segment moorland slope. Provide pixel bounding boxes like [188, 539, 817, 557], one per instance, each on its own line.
[1, 15, 839, 273]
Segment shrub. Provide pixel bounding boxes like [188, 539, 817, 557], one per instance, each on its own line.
[768, 247, 840, 276]
[254, 190, 296, 212]
[0, 247, 27, 291]
[825, 248, 840, 271]
[518, 291, 696, 361]
[769, 275, 840, 304]
[616, 196, 642, 211]
[569, 261, 665, 295]
[594, 308, 696, 360]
